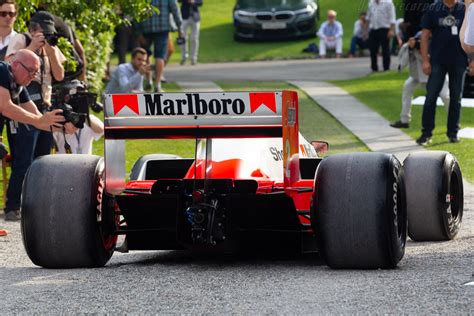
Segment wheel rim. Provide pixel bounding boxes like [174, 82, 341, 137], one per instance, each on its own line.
[446, 171, 462, 235]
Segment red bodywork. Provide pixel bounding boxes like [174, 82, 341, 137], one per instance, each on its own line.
[104, 90, 319, 251]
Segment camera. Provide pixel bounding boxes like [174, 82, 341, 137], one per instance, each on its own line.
[50, 102, 86, 128]
[50, 80, 102, 128]
[44, 32, 59, 46]
[176, 36, 186, 45]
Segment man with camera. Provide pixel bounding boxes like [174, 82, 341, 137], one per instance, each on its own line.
[105, 47, 151, 93]
[4, 11, 66, 221]
[0, 49, 64, 221]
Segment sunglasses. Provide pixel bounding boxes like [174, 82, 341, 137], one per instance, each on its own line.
[0, 11, 16, 18]
[18, 61, 39, 77]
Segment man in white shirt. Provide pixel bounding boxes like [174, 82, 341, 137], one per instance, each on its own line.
[0, 0, 16, 60]
[53, 114, 103, 154]
[367, 0, 396, 71]
[317, 10, 343, 58]
[105, 47, 151, 93]
[461, 0, 474, 72]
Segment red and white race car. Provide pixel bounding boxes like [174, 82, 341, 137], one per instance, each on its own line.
[21, 91, 464, 269]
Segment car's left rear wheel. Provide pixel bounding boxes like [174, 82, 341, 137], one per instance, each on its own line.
[21, 155, 116, 268]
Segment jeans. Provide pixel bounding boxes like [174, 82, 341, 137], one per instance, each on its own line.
[369, 28, 391, 71]
[349, 36, 369, 55]
[421, 63, 467, 138]
[5, 124, 52, 211]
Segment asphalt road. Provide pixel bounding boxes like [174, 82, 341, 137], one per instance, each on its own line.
[1, 58, 473, 313]
[0, 209, 473, 314]
[166, 57, 374, 82]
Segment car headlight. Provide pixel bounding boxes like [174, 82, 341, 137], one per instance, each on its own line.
[295, 4, 316, 16]
[234, 10, 255, 20]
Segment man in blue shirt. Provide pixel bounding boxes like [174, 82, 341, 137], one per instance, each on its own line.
[317, 10, 343, 58]
[416, 0, 468, 145]
[105, 47, 151, 94]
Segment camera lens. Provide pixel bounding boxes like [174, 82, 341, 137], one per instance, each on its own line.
[45, 33, 58, 46]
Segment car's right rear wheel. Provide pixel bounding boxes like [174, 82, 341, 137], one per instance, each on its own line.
[403, 151, 463, 241]
[311, 153, 407, 269]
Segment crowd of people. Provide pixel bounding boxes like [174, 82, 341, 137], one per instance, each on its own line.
[108, 0, 203, 94]
[318, 0, 472, 145]
[0, 0, 108, 224]
[0, 0, 203, 228]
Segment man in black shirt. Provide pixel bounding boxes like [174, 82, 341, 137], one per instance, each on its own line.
[416, 0, 468, 145]
[404, 0, 434, 39]
[0, 49, 64, 220]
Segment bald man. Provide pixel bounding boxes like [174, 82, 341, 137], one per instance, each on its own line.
[0, 49, 63, 129]
[0, 49, 63, 221]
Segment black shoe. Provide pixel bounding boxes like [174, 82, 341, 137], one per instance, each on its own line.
[4, 209, 20, 221]
[390, 120, 409, 128]
[416, 135, 432, 146]
[448, 136, 460, 143]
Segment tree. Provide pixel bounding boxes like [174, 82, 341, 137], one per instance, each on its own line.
[14, 0, 155, 93]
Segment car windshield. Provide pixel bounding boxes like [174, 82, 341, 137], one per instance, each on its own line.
[238, 0, 308, 6]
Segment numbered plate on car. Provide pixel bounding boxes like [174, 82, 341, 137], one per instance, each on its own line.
[261, 22, 286, 30]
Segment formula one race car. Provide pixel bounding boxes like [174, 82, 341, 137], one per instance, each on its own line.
[21, 91, 464, 269]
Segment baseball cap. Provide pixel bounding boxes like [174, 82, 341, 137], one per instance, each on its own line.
[29, 11, 57, 34]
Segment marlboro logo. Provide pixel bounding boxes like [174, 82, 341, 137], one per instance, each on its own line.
[110, 92, 280, 117]
[143, 93, 245, 116]
[112, 94, 139, 115]
[249, 92, 277, 113]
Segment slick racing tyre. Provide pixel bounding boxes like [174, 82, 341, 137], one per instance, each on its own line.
[21, 155, 116, 268]
[312, 153, 407, 269]
[403, 151, 463, 241]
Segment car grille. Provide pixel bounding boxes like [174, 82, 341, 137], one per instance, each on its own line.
[254, 11, 295, 22]
[275, 13, 293, 20]
[256, 13, 272, 21]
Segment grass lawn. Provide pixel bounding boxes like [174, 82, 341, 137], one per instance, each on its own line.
[112, 0, 404, 65]
[333, 71, 474, 182]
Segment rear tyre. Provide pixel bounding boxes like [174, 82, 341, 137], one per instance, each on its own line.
[21, 155, 116, 268]
[312, 153, 406, 269]
[403, 151, 463, 241]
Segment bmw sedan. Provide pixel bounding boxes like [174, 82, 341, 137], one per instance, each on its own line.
[233, 0, 319, 40]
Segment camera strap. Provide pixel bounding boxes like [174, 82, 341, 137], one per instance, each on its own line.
[51, 126, 72, 154]
[62, 126, 72, 154]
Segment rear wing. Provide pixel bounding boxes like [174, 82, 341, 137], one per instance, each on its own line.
[103, 91, 300, 194]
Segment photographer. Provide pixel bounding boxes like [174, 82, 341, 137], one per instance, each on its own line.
[0, 49, 64, 221]
[4, 11, 66, 221]
[105, 47, 150, 93]
[53, 114, 103, 154]
[390, 33, 450, 128]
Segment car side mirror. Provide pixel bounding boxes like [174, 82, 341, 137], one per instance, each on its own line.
[311, 141, 329, 155]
